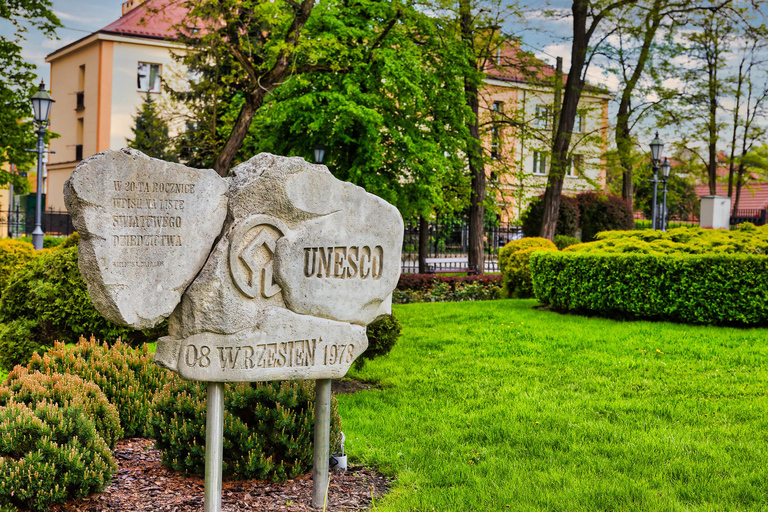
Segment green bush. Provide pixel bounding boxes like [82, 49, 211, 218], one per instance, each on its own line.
[150, 377, 342, 482]
[554, 235, 581, 250]
[530, 251, 768, 325]
[576, 192, 635, 242]
[0, 246, 166, 370]
[0, 384, 117, 510]
[498, 237, 557, 298]
[522, 194, 580, 238]
[28, 335, 169, 438]
[568, 225, 768, 255]
[394, 274, 503, 304]
[0, 368, 122, 448]
[60, 232, 80, 248]
[0, 319, 40, 371]
[16, 235, 65, 248]
[0, 239, 35, 297]
[356, 312, 402, 370]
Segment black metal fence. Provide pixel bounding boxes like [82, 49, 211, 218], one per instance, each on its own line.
[1, 207, 76, 238]
[730, 208, 767, 226]
[401, 218, 522, 274]
[634, 208, 767, 229]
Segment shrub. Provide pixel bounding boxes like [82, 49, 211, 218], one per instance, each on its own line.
[0, 246, 166, 370]
[576, 192, 634, 242]
[0, 239, 35, 297]
[554, 235, 581, 250]
[0, 396, 117, 511]
[530, 251, 768, 325]
[0, 368, 122, 448]
[394, 274, 502, 303]
[522, 194, 580, 238]
[60, 232, 80, 248]
[498, 237, 557, 275]
[16, 235, 65, 249]
[569, 226, 768, 255]
[498, 238, 556, 298]
[0, 319, 40, 371]
[356, 312, 402, 370]
[28, 335, 169, 438]
[150, 377, 341, 482]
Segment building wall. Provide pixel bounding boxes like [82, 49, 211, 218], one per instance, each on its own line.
[482, 79, 611, 223]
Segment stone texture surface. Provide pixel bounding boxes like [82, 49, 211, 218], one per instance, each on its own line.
[64, 148, 228, 329]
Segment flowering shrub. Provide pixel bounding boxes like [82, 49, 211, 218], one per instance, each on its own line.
[394, 274, 502, 303]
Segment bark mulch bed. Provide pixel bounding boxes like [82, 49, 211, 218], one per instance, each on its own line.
[50, 438, 390, 511]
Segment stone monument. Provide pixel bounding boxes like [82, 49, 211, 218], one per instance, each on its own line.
[64, 148, 403, 511]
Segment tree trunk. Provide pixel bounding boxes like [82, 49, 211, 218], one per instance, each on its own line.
[213, 93, 258, 176]
[540, 0, 587, 240]
[732, 163, 745, 212]
[460, 0, 485, 274]
[418, 216, 429, 274]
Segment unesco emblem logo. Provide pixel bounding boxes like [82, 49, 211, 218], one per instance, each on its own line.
[229, 215, 288, 299]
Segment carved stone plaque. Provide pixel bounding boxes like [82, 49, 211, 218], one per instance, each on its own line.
[64, 149, 228, 329]
[68, 150, 402, 383]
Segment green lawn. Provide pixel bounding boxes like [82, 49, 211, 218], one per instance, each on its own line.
[339, 300, 768, 511]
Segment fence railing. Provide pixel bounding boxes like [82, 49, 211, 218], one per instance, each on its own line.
[401, 219, 522, 274]
[1, 207, 76, 238]
[730, 208, 767, 226]
[634, 208, 767, 229]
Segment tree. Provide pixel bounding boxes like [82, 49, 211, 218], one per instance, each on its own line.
[128, 92, 178, 162]
[0, 0, 60, 189]
[539, 0, 640, 240]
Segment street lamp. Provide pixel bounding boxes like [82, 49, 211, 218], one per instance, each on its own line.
[648, 132, 664, 230]
[29, 81, 54, 250]
[313, 143, 326, 164]
[660, 157, 672, 231]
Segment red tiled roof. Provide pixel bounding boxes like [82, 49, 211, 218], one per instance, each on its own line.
[100, 0, 187, 40]
[695, 182, 768, 211]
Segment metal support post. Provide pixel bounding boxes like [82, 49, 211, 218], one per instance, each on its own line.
[650, 164, 659, 230]
[204, 382, 225, 512]
[661, 180, 669, 232]
[312, 378, 332, 509]
[32, 125, 46, 250]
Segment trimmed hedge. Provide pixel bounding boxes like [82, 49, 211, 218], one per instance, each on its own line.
[498, 237, 557, 298]
[530, 251, 768, 325]
[0, 239, 35, 297]
[394, 273, 502, 303]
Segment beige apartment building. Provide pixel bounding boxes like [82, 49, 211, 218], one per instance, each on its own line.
[45, 0, 187, 210]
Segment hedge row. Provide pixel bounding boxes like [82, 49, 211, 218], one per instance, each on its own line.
[394, 273, 502, 303]
[530, 251, 768, 325]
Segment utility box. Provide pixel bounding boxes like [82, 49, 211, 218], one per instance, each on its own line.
[700, 195, 731, 230]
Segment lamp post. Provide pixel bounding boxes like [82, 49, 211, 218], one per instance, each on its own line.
[660, 157, 672, 231]
[648, 132, 664, 230]
[29, 81, 54, 250]
[313, 143, 326, 164]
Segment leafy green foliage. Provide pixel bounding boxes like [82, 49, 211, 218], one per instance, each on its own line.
[531, 250, 768, 325]
[0, 375, 116, 511]
[576, 191, 634, 242]
[0, 0, 60, 184]
[150, 377, 341, 481]
[522, 194, 580, 238]
[567, 225, 768, 255]
[0, 368, 122, 448]
[393, 274, 502, 304]
[16, 235, 65, 248]
[0, 239, 35, 297]
[28, 336, 169, 438]
[128, 92, 177, 162]
[554, 235, 581, 250]
[498, 237, 557, 299]
[633, 165, 699, 222]
[356, 312, 402, 370]
[0, 318, 41, 372]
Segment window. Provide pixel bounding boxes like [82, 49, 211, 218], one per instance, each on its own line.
[535, 105, 549, 129]
[575, 114, 585, 133]
[137, 62, 162, 92]
[492, 101, 503, 113]
[491, 126, 501, 160]
[567, 154, 583, 177]
[532, 150, 547, 175]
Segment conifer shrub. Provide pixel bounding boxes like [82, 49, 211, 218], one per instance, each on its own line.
[0, 387, 117, 511]
[576, 191, 634, 242]
[0, 239, 35, 297]
[0, 368, 122, 448]
[498, 237, 557, 298]
[521, 194, 580, 238]
[356, 312, 402, 370]
[28, 336, 168, 438]
[0, 246, 166, 370]
[150, 377, 342, 482]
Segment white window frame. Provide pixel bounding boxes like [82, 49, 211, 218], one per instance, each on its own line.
[575, 114, 585, 133]
[532, 150, 547, 175]
[137, 62, 162, 93]
[535, 106, 549, 129]
[567, 154, 583, 177]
